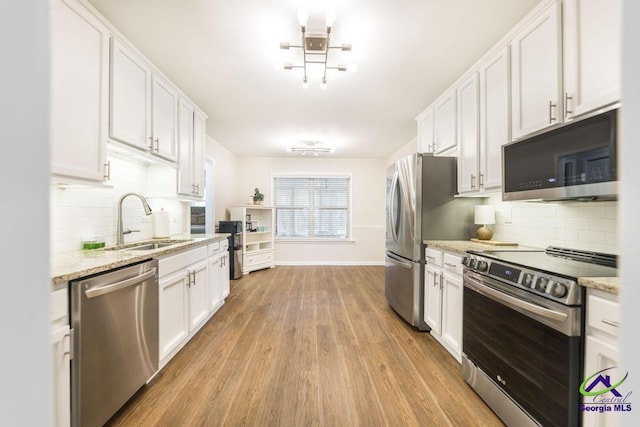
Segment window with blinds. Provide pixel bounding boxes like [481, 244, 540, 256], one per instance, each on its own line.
[273, 176, 351, 239]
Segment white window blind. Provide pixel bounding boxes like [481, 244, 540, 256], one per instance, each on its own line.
[273, 176, 350, 239]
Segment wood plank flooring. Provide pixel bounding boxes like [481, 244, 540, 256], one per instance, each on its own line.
[108, 265, 502, 426]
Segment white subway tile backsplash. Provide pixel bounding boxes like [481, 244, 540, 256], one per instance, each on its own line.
[488, 198, 619, 254]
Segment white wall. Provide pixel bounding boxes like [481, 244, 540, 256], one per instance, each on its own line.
[0, 0, 51, 423]
[386, 137, 418, 166]
[234, 157, 386, 265]
[621, 0, 640, 422]
[50, 156, 188, 253]
[205, 135, 238, 224]
[485, 195, 618, 254]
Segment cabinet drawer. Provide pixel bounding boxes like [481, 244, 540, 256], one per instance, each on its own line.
[587, 293, 621, 338]
[443, 253, 463, 275]
[207, 241, 220, 257]
[425, 248, 443, 267]
[159, 246, 207, 276]
[244, 251, 273, 267]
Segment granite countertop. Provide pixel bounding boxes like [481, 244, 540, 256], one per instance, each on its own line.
[51, 233, 230, 285]
[578, 277, 620, 295]
[424, 240, 620, 295]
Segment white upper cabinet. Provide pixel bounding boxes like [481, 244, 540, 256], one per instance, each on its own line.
[151, 75, 179, 161]
[110, 38, 151, 150]
[510, 1, 561, 139]
[177, 100, 206, 198]
[416, 106, 435, 153]
[479, 46, 510, 192]
[457, 73, 480, 194]
[563, 0, 621, 120]
[51, 0, 109, 183]
[433, 89, 457, 154]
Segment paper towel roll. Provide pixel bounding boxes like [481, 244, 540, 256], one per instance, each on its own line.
[153, 211, 170, 238]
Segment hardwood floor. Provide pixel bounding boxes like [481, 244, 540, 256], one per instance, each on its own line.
[108, 266, 502, 426]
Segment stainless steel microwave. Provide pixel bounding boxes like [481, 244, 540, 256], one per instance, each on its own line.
[502, 107, 618, 202]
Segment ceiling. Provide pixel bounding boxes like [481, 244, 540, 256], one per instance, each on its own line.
[87, 0, 540, 159]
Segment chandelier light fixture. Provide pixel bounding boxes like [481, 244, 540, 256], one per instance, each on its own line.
[279, 9, 356, 89]
[286, 141, 335, 156]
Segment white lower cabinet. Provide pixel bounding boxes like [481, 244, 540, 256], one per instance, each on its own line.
[424, 248, 463, 362]
[583, 289, 621, 427]
[208, 239, 230, 314]
[51, 286, 71, 427]
[158, 245, 209, 367]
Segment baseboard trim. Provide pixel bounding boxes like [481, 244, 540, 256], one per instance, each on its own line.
[276, 261, 385, 266]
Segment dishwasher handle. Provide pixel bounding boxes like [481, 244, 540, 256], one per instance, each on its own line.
[85, 268, 157, 298]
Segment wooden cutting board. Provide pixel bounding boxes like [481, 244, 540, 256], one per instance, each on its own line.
[470, 238, 518, 246]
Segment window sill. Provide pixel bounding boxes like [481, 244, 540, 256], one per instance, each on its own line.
[275, 238, 355, 244]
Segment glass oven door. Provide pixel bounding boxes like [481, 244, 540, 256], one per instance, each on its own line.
[463, 270, 583, 427]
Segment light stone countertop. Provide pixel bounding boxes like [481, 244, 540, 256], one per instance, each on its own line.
[51, 233, 230, 286]
[424, 240, 619, 295]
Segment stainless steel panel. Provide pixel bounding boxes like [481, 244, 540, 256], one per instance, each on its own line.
[71, 260, 159, 427]
[384, 252, 425, 329]
[385, 154, 418, 260]
[462, 355, 540, 427]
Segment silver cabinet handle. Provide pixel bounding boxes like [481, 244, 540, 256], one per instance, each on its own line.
[564, 93, 573, 118]
[471, 174, 476, 189]
[427, 143, 433, 152]
[154, 137, 159, 151]
[549, 101, 557, 123]
[85, 268, 156, 298]
[601, 319, 620, 328]
[445, 262, 457, 268]
[148, 136, 154, 150]
[103, 160, 111, 181]
[479, 173, 484, 189]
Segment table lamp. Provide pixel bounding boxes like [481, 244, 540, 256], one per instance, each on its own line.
[475, 205, 495, 240]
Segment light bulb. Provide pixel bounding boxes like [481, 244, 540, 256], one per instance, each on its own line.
[320, 78, 328, 89]
[325, 10, 336, 28]
[283, 63, 293, 70]
[347, 64, 358, 73]
[279, 41, 290, 50]
[302, 78, 309, 89]
[341, 43, 352, 51]
[297, 9, 308, 27]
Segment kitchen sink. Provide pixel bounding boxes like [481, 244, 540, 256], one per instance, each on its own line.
[105, 239, 191, 252]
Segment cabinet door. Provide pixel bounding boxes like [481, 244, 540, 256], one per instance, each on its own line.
[188, 261, 209, 330]
[457, 73, 480, 194]
[583, 335, 621, 427]
[151, 75, 178, 161]
[159, 269, 189, 362]
[50, 0, 109, 182]
[511, 1, 561, 139]
[208, 255, 223, 312]
[563, 0, 621, 119]
[221, 253, 230, 298]
[177, 98, 195, 196]
[110, 38, 151, 149]
[479, 46, 510, 191]
[441, 271, 463, 362]
[417, 107, 435, 153]
[424, 264, 442, 335]
[434, 89, 457, 154]
[193, 109, 206, 197]
[51, 325, 71, 427]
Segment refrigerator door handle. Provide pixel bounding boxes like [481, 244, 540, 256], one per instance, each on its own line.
[386, 252, 413, 269]
[389, 170, 400, 244]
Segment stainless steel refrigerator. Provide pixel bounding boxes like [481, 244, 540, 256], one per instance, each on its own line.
[385, 153, 478, 330]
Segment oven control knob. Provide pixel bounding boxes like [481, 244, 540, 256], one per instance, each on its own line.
[550, 282, 568, 298]
[522, 273, 535, 287]
[469, 259, 477, 269]
[476, 261, 488, 272]
[462, 256, 469, 267]
[536, 277, 549, 292]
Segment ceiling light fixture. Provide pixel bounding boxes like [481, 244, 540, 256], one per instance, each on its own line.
[280, 9, 356, 89]
[287, 141, 335, 156]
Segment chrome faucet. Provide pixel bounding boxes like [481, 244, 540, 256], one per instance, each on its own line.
[117, 193, 153, 245]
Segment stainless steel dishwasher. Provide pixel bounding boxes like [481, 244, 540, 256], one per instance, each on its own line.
[70, 259, 159, 427]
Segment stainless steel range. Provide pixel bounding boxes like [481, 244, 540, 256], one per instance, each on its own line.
[461, 247, 617, 427]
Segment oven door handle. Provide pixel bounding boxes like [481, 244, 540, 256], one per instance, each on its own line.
[464, 274, 568, 322]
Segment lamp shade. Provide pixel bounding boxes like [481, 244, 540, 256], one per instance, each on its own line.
[475, 205, 495, 225]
